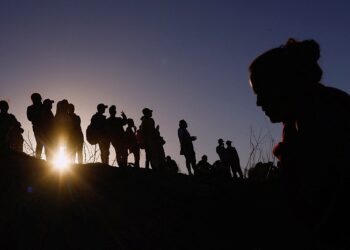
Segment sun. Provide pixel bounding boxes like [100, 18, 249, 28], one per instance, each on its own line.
[52, 146, 70, 171]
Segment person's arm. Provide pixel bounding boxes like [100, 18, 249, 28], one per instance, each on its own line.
[121, 111, 127, 125]
[26, 106, 33, 122]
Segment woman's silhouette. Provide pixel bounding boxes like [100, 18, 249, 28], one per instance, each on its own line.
[249, 38, 350, 243]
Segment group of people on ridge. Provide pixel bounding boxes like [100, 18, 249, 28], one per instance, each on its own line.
[27, 93, 84, 163]
[86, 104, 166, 170]
[1, 94, 242, 179]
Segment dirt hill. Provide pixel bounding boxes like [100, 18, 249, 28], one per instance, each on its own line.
[0, 152, 348, 249]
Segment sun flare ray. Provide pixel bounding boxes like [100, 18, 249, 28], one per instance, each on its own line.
[52, 146, 70, 171]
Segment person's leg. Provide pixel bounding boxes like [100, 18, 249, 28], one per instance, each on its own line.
[190, 153, 197, 175]
[185, 156, 193, 175]
[77, 142, 83, 164]
[34, 132, 43, 159]
[236, 166, 244, 179]
[145, 146, 151, 169]
[116, 145, 127, 167]
[99, 139, 110, 164]
[133, 147, 140, 168]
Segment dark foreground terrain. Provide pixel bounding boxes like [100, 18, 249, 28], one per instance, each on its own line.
[0, 152, 348, 249]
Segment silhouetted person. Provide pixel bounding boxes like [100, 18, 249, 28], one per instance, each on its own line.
[178, 119, 197, 175]
[165, 155, 179, 174]
[27, 93, 44, 158]
[226, 140, 243, 179]
[41, 99, 55, 160]
[248, 161, 277, 181]
[249, 38, 350, 241]
[90, 104, 109, 164]
[54, 99, 72, 155]
[211, 159, 231, 180]
[125, 118, 140, 168]
[216, 138, 226, 162]
[68, 103, 84, 164]
[107, 105, 128, 167]
[140, 108, 156, 169]
[196, 155, 212, 177]
[0, 100, 23, 152]
[150, 125, 166, 171]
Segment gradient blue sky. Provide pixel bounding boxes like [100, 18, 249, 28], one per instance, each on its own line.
[1, 0, 350, 173]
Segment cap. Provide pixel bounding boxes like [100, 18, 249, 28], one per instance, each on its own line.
[218, 138, 224, 143]
[97, 103, 108, 110]
[226, 140, 232, 145]
[142, 108, 153, 115]
[43, 99, 54, 105]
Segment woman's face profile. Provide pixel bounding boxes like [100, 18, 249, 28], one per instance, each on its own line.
[250, 75, 293, 123]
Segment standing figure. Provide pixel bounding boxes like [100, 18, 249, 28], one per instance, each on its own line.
[125, 118, 140, 168]
[41, 99, 55, 160]
[107, 105, 128, 167]
[140, 108, 156, 169]
[27, 93, 44, 158]
[178, 119, 197, 175]
[216, 138, 226, 162]
[0, 100, 24, 152]
[249, 38, 350, 241]
[225, 140, 243, 179]
[150, 125, 166, 171]
[68, 103, 84, 164]
[54, 99, 72, 155]
[90, 104, 109, 164]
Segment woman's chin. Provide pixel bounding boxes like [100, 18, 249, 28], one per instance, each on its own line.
[265, 112, 282, 123]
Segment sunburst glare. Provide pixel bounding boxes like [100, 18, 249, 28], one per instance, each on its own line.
[52, 146, 70, 171]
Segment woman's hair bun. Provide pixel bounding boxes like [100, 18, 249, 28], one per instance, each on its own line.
[284, 38, 320, 63]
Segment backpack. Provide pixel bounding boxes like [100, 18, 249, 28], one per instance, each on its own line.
[86, 124, 98, 145]
[136, 129, 145, 149]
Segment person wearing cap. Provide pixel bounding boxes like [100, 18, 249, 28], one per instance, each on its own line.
[0, 100, 24, 153]
[178, 119, 197, 175]
[107, 105, 128, 167]
[27, 93, 44, 158]
[41, 99, 55, 160]
[225, 140, 242, 179]
[68, 103, 84, 164]
[140, 107, 156, 169]
[216, 138, 226, 162]
[90, 103, 109, 164]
